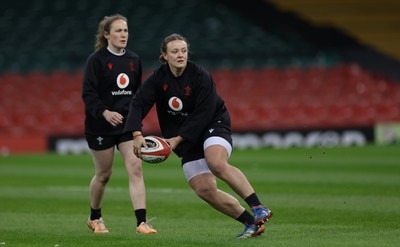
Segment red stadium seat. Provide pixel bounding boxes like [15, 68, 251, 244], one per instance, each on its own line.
[1, 64, 400, 137]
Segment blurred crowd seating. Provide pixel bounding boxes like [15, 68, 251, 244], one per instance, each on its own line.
[0, 0, 340, 73]
[216, 64, 400, 131]
[1, 64, 399, 137]
[1, 0, 400, 140]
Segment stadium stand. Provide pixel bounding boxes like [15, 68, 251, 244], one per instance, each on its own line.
[1, 0, 400, 153]
[1, 64, 399, 136]
[214, 64, 400, 131]
[0, 0, 345, 73]
[268, 0, 400, 61]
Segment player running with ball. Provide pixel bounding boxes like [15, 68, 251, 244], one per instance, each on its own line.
[124, 33, 272, 238]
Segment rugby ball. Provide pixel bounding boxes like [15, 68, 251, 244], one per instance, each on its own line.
[140, 136, 171, 164]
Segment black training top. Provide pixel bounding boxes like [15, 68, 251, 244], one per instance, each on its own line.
[82, 47, 142, 135]
[124, 61, 230, 146]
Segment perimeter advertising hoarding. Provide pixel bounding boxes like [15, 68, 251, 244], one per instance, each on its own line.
[232, 127, 373, 149]
[48, 127, 374, 154]
[375, 123, 400, 145]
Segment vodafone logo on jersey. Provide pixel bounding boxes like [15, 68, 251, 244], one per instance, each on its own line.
[111, 73, 132, 96]
[116, 73, 129, 89]
[168, 97, 183, 111]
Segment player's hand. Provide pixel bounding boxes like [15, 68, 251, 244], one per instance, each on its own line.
[103, 109, 124, 127]
[133, 133, 147, 157]
[165, 135, 183, 150]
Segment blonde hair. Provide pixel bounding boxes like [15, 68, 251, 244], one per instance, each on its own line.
[159, 33, 189, 63]
[95, 14, 128, 51]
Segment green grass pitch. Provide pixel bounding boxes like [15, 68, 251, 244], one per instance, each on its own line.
[1, 145, 399, 247]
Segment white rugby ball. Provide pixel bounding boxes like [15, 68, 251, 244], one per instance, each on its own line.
[140, 136, 171, 164]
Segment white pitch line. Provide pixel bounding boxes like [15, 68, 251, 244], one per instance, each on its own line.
[46, 186, 191, 194]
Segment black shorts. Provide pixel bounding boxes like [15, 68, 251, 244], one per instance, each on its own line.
[177, 121, 233, 164]
[85, 132, 132, 150]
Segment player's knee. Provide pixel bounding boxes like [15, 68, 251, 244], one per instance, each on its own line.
[96, 171, 112, 184]
[193, 182, 217, 201]
[206, 158, 229, 178]
[196, 187, 217, 201]
[127, 159, 143, 177]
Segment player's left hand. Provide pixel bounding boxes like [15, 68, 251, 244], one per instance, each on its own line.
[165, 135, 183, 150]
[103, 109, 124, 127]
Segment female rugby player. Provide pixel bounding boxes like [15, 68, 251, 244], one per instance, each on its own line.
[82, 14, 156, 234]
[124, 33, 272, 238]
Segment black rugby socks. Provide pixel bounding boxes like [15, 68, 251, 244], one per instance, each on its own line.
[245, 193, 262, 208]
[90, 207, 102, 220]
[236, 210, 255, 225]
